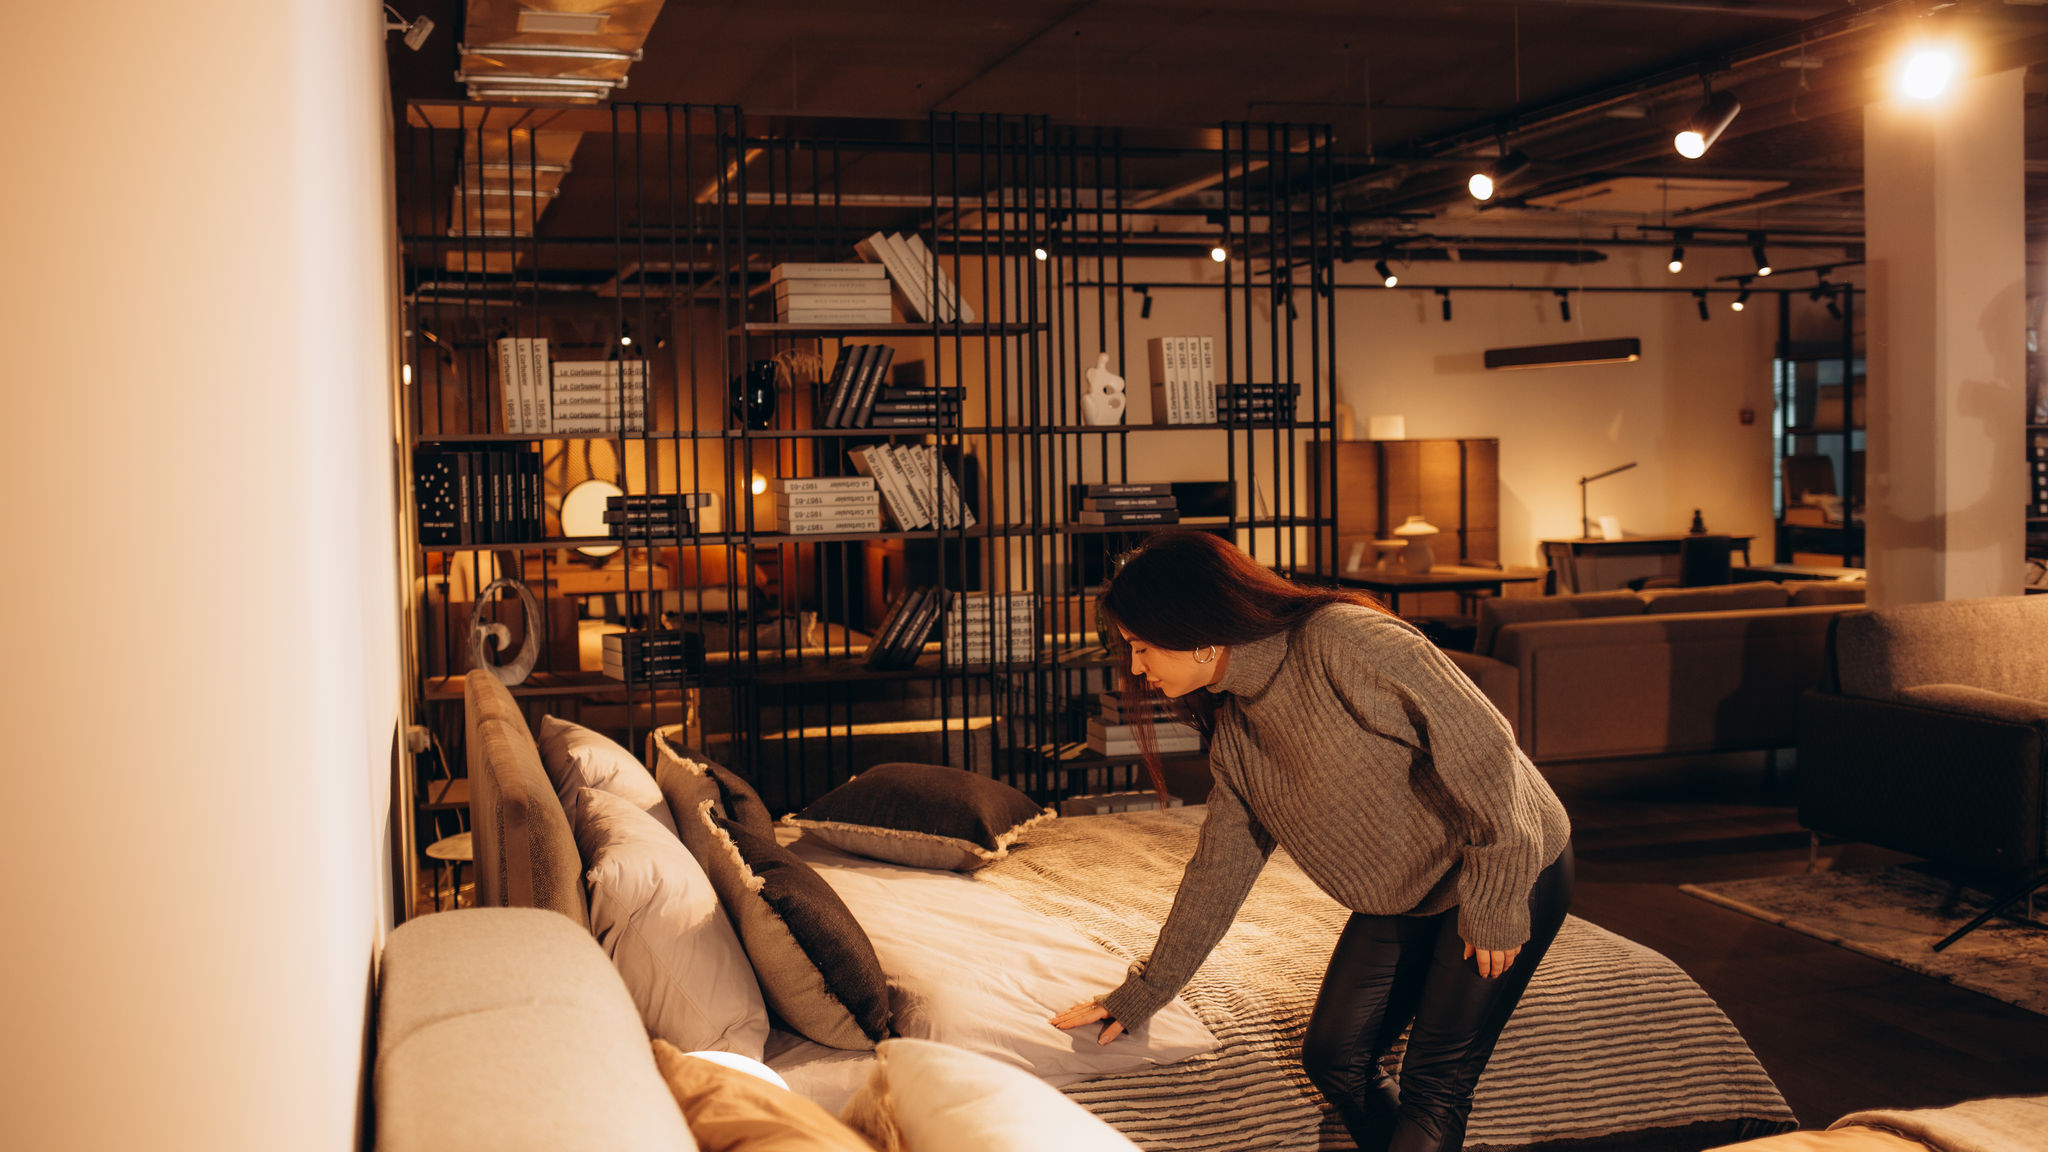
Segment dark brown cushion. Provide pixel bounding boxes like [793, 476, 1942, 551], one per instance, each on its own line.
[1788, 581, 1867, 607]
[1475, 590, 1643, 657]
[686, 801, 892, 1050]
[785, 762, 1054, 871]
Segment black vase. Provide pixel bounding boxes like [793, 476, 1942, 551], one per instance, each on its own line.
[731, 360, 778, 429]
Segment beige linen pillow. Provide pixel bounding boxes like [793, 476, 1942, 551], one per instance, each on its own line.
[840, 1038, 1142, 1152]
[572, 788, 770, 1060]
[650, 1039, 873, 1152]
[685, 800, 892, 1051]
[538, 714, 677, 832]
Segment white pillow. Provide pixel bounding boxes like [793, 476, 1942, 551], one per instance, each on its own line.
[786, 835, 1216, 1084]
[538, 714, 677, 833]
[572, 787, 771, 1060]
[840, 1038, 1141, 1152]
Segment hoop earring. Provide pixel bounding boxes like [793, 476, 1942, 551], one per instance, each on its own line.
[1193, 646, 1217, 665]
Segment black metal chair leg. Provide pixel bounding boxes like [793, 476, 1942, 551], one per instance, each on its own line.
[1934, 868, 2048, 952]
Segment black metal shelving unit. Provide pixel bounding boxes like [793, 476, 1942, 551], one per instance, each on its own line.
[396, 102, 1338, 814]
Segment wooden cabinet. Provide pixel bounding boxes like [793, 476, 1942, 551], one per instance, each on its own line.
[1313, 438, 1501, 566]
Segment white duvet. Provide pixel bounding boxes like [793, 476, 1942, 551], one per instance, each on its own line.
[765, 829, 1217, 1109]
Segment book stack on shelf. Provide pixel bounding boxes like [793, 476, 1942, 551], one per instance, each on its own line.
[854, 231, 976, 324]
[769, 475, 880, 535]
[552, 360, 647, 434]
[601, 629, 705, 682]
[864, 585, 949, 670]
[814, 344, 895, 428]
[2031, 428, 2048, 519]
[1147, 335, 1217, 425]
[1073, 481, 1179, 527]
[415, 444, 542, 546]
[848, 444, 976, 530]
[1219, 381, 1300, 426]
[496, 336, 554, 434]
[1087, 691, 1203, 757]
[942, 591, 1036, 666]
[604, 492, 711, 540]
[772, 262, 892, 325]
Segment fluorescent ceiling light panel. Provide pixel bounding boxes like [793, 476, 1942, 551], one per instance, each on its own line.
[516, 10, 611, 35]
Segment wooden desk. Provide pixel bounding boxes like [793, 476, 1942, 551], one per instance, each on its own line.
[1335, 565, 1543, 614]
[1540, 535, 1756, 593]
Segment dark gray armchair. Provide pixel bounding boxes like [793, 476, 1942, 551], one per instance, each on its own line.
[1796, 595, 2048, 948]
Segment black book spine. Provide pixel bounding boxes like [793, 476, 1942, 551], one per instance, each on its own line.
[1084, 508, 1181, 525]
[825, 345, 872, 429]
[864, 585, 920, 668]
[1073, 482, 1172, 498]
[847, 345, 896, 428]
[887, 586, 944, 667]
[815, 344, 854, 427]
[414, 449, 461, 546]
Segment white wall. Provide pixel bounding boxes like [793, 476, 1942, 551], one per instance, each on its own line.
[0, 3, 401, 1149]
[1086, 244, 1787, 568]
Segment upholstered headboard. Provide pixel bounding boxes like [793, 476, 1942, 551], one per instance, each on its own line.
[463, 669, 590, 929]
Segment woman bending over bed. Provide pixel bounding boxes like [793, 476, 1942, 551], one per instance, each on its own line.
[1051, 530, 1573, 1152]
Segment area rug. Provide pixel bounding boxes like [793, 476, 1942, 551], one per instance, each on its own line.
[1681, 868, 2048, 1017]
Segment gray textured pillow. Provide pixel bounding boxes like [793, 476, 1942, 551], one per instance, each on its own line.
[684, 799, 892, 1051]
[783, 762, 1054, 871]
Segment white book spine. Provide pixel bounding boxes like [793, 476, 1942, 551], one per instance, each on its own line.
[856, 232, 930, 322]
[768, 476, 875, 493]
[497, 337, 522, 434]
[901, 233, 963, 323]
[887, 445, 938, 528]
[886, 232, 945, 321]
[1199, 335, 1216, 423]
[774, 490, 882, 507]
[779, 307, 896, 324]
[529, 338, 552, 432]
[770, 263, 889, 282]
[777, 515, 880, 534]
[848, 446, 918, 529]
[1169, 336, 1189, 424]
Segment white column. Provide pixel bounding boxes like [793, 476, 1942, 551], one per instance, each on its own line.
[1862, 65, 2028, 606]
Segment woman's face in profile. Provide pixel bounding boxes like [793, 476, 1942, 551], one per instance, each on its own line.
[1118, 626, 1214, 698]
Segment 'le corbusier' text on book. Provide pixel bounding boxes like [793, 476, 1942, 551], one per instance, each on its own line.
[551, 360, 647, 433]
[942, 591, 1036, 665]
[1147, 335, 1217, 424]
[496, 336, 554, 435]
[768, 476, 879, 534]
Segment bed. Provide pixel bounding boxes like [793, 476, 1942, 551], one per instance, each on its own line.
[471, 670, 1796, 1152]
[769, 806, 1797, 1152]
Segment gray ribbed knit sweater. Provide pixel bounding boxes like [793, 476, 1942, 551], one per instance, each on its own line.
[1098, 603, 1571, 1030]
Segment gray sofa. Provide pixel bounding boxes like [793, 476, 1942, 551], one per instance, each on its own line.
[1450, 581, 1865, 764]
[1797, 595, 2048, 883]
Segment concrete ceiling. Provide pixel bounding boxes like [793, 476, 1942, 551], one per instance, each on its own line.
[385, 0, 2048, 262]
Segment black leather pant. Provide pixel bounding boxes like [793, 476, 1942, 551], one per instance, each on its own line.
[1301, 846, 1574, 1152]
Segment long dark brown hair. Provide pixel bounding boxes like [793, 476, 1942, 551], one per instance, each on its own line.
[1097, 530, 1388, 796]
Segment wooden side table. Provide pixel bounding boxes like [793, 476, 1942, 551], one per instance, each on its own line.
[424, 831, 474, 912]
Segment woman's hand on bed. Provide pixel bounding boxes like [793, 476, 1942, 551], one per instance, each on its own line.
[1050, 1001, 1126, 1045]
[1462, 940, 1521, 979]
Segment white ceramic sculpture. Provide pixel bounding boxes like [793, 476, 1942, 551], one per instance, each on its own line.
[1079, 352, 1126, 426]
[1393, 515, 1441, 574]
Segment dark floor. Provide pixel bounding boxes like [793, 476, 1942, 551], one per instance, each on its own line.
[1549, 752, 2048, 1128]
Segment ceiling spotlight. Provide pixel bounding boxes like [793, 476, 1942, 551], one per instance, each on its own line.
[1897, 43, 1960, 102]
[1032, 246, 1048, 262]
[1675, 90, 1741, 159]
[1468, 150, 1531, 202]
[1555, 290, 1572, 323]
[1694, 291, 1710, 321]
[1668, 239, 1687, 274]
[386, 5, 436, 51]
[1375, 257, 1398, 288]
[1138, 286, 1154, 319]
[1750, 236, 1772, 277]
[1209, 245, 1228, 263]
[1731, 280, 1752, 312]
[1436, 287, 1452, 321]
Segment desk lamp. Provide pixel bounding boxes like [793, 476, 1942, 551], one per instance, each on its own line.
[1579, 462, 1637, 539]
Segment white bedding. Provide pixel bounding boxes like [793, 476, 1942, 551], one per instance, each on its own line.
[779, 832, 1218, 1087]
